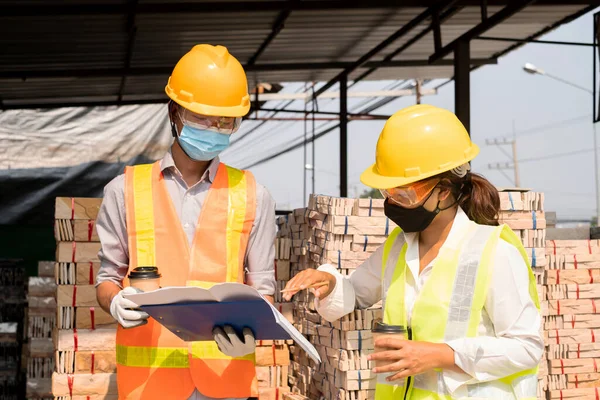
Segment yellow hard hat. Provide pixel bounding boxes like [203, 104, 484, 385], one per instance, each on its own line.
[360, 104, 479, 189]
[165, 44, 250, 117]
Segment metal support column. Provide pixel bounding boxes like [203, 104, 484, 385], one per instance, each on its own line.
[340, 74, 348, 197]
[454, 40, 471, 134]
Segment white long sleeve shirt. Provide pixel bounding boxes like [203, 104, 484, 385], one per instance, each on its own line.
[315, 207, 543, 397]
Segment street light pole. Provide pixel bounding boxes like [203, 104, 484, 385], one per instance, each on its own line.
[523, 62, 599, 225]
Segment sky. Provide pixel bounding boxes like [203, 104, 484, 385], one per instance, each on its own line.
[220, 7, 600, 222]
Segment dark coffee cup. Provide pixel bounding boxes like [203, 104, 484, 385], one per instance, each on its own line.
[128, 266, 161, 291]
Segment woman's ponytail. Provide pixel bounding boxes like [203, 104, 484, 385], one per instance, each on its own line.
[457, 173, 500, 226]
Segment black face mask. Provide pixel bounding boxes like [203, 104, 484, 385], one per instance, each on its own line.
[384, 199, 441, 233]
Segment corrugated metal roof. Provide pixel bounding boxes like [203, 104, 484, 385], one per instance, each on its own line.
[0, 1, 594, 108]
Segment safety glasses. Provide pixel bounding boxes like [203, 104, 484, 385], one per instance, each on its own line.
[380, 178, 440, 208]
[178, 108, 242, 135]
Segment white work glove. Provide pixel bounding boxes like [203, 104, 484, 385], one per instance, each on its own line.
[213, 326, 256, 358]
[110, 287, 149, 329]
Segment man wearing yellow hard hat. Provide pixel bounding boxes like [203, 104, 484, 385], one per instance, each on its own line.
[284, 105, 543, 399]
[95, 44, 276, 399]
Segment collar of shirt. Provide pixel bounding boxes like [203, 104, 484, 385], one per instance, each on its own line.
[402, 207, 473, 282]
[159, 150, 220, 186]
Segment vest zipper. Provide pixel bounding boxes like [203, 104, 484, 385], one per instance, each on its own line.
[403, 327, 413, 400]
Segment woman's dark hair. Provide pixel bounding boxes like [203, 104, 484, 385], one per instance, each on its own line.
[438, 170, 500, 226]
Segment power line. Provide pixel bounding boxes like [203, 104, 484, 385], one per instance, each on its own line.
[233, 81, 398, 167]
[498, 114, 591, 139]
[519, 148, 594, 163]
[240, 80, 418, 169]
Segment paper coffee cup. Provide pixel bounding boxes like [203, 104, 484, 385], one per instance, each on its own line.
[128, 266, 161, 292]
[371, 321, 406, 371]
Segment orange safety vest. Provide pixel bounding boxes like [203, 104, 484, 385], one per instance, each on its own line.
[116, 160, 258, 400]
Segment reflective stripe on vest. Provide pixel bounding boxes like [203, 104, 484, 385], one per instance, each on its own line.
[376, 223, 539, 400]
[116, 342, 255, 369]
[117, 161, 258, 400]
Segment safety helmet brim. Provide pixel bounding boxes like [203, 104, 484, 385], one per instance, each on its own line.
[360, 143, 480, 189]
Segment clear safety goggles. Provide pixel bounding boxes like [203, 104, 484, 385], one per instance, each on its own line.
[178, 108, 242, 135]
[380, 178, 440, 208]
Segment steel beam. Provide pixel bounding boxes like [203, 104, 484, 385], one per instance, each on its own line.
[1, 98, 168, 110]
[2, 1, 592, 17]
[312, 1, 457, 100]
[476, 36, 596, 47]
[246, 1, 296, 66]
[339, 74, 348, 198]
[117, 0, 139, 103]
[454, 40, 471, 133]
[0, 58, 497, 80]
[352, 6, 462, 84]
[429, 1, 535, 64]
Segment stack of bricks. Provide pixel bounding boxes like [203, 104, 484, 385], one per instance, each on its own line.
[284, 195, 395, 400]
[25, 261, 56, 400]
[274, 216, 294, 324]
[0, 259, 26, 400]
[543, 239, 600, 400]
[256, 340, 293, 399]
[52, 197, 118, 400]
[497, 190, 547, 399]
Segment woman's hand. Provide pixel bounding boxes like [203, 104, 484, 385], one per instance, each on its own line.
[368, 339, 457, 382]
[282, 269, 336, 301]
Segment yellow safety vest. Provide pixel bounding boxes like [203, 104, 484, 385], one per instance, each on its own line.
[376, 223, 540, 400]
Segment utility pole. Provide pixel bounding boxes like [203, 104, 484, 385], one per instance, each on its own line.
[511, 120, 520, 187]
[487, 128, 520, 187]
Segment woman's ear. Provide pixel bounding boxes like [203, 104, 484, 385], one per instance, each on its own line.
[438, 187, 452, 202]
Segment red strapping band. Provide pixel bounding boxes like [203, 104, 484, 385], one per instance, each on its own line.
[274, 260, 278, 281]
[91, 351, 95, 374]
[278, 304, 283, 313]
[575, 374, 579, 388]
[595, 387, 599, 400]
[556, 270, 560, 284]
[71, 197, 75, 220]
[90, 307, 95, 330]
[557, 300, 561, 316]
[552, 240, 557, 255]
[259, 340, 263, 346]
[572, 315, 576, 329]
[577, 284, 581, 300]
[89, 262, 94, 285]
[72, 285, 77, 307]
[88, 220, 94, 242]
[578, 343, 581, 358]
[72, 241, 77, 263]
[560, 390, 563, 400]
[560, 359, 565, 375]
[272, 343, 277, 366]
[592, 329, 596, 343]
[74, 328, 78, 352]
[556, 329, 560, 344]
[591, 269, 595, 284]
[574, 254, 579, 269]
[67, 374, 74, 397]
[276, 387, 280, 400]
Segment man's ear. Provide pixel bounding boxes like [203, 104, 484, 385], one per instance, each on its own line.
[168, 101, 177, 123]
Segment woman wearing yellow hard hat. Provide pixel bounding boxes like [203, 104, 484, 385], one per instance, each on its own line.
[283, 105, 543, 399]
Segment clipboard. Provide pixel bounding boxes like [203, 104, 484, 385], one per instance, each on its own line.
[124, 283, 321, 363]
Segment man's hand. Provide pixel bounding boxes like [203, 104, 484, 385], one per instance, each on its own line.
[213, 326, 256, 358]
[109, 287, 149, 329]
